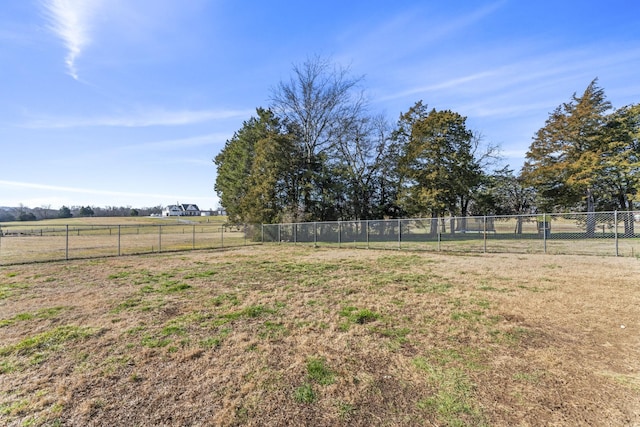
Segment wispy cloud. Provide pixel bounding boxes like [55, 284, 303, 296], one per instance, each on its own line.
[418, 1, 507, 44]
[0, 180, 212, 204]
[379, 44, 640, 119]
[121, 133, 229, 151]
[22, 108, 253, 129]
[379, 71, 499, 102]
[41, 0, 103, 80]
[341, 1, 506, 70]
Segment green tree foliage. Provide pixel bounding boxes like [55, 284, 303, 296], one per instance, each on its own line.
[214, 110, 264, 223]
[472, 167, 536, 233]
[58, 206, 72, 218]
[18, 211, 37, 221]
[214, 108, 297, 224]
[243, 117, 299, 224]
[0, 212, 15, 222]
[78, 206, 94, 217]
[522, 80, 611, 212]
[215, 66, 637, 226]
[522, 79, 639, 235]
[598, 103, 640, 235]
[216, 56, 401, 224]
[473, 168, 535, 215]
[395, 102, 482, 228]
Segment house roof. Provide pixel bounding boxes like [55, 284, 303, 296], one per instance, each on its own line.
[164, 204, 200, 211]
[181, 204, 200, 210]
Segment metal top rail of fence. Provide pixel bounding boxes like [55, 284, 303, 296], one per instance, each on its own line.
[262, 211, 640, 257]
[0, 222, 262, 265]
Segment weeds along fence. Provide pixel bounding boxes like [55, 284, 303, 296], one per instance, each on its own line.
[262, 211, 640, 257]
[0, 223, 262, 265]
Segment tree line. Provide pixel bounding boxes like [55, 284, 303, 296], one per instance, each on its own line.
[214, 57, 639, 228]
[0, 205, 163, 222]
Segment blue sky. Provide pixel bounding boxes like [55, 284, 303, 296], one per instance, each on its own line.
[1, 0, 639, 210]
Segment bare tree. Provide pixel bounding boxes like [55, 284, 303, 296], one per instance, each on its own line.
[41, 204, 52, 219]
[334, 113, 392, 219]
[271, 56, 365, 160]
[270, 56, 367, 219]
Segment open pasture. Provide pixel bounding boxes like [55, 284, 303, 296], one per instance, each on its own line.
[0, 217, 253, 265]
[1, 246, 639, 426]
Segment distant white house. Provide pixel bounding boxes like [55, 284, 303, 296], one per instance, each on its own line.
[163, 203, 201, 217]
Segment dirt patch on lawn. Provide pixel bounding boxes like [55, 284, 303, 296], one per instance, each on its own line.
[1, 246, 639, 426]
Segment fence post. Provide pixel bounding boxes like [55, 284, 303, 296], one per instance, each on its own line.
[614, 210, 618, 256]
[314, 222, 317, 247]
[65, 225, 69, 260]
[543, 213, 547, 254]
[261, 224, 264, 244]
[221, 225, 224, 248]
[366, 220, 370, 249]
[278, 224, 281, 244]
[118, 225, 121, 256]
[398, 219, 401, 250]
[338, 221, 341, 248]
[158, 225, 162, 253]
[483, 215, 487, 253]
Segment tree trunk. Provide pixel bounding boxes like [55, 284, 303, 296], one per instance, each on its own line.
[586, 188, 596, 238]
[429, 213, 438, 238]
[624, 197, 635, 237]
[515, 216, 523, 234]
[456, 197, 470, 233]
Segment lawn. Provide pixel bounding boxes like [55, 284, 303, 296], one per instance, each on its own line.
[1, 246, 638, 426]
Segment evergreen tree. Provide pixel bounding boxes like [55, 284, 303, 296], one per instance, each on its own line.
[58, 206, 72, 218]
[214, 109, 267, 223]
[243, 116, 299, 224]
[395, 102, 481, 233]
[521, 79, 629, 236]
[599, 103, 640, 235]
[78, 206, 94, 217]
[214, 108, 297, 224]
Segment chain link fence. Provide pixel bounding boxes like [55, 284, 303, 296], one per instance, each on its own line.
[3, 212, 638, 264]
[262, 211, 640, 257]
[0, 223, 262, 265]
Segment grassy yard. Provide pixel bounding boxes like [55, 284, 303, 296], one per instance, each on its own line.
[0, 246, 639, 426]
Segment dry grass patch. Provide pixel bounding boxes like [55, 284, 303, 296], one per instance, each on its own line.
[0, 246, 639, 426]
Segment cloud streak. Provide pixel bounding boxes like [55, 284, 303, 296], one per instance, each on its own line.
[0, 180, 212, 204]
[41, 0, 103, 80]
[121, 133, 230, 152]
[378, 44, 640, 119]
[22, 108, 253, 129]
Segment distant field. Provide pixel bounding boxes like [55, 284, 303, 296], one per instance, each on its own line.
[1, 246, 638, 426]
[0, 215, 228, 228]
[0, 216, 259, 264]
